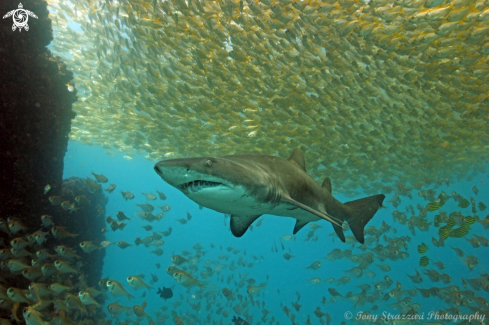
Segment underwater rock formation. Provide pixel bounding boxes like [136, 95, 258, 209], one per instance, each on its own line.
[58, 177, 108, 284]
[0, 0, 105, 287]
[0, 0, 76, 222]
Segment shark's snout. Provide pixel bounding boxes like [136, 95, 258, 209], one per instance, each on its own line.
[154, 161, 174, 177]
[154, 163, 163, 176]
[154, 165, 160, 175]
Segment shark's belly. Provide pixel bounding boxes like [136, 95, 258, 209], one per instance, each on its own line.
[184, 185, 325, 223]
[184, 186, 275, 216]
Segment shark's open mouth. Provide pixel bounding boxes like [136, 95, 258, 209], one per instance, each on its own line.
[180, 180, 224, 193]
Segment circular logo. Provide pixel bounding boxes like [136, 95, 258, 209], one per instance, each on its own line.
[13, 9, 28, 28]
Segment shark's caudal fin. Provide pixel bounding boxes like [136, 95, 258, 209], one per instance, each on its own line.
[338, 194, 386, 244]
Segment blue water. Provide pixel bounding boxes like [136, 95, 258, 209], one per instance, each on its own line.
[64, 140, 489, 324]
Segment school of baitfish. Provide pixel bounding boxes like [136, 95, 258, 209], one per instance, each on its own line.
[48, 0, 489, 196]
[1, 165, 488, 324]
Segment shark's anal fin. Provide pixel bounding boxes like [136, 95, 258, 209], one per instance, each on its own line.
[230, 214, 261, 237]
[287, 149, 306, 172]
[332, 223, 345, 242]
[281, 194, 342, 227]
[293, 219, 309, 234]
[321, 177, 332, 194]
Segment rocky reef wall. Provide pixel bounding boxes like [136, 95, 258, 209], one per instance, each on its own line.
[0, 0, 106, 283]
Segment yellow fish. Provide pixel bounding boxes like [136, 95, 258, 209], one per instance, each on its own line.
[121, 191, 135, 201]
[51, 226, 78, 239]
[92, 172, 108, 183]
[106, 280, 134, 299]
[54, 260, 80, 274]
[172, 271, 204, 288]
[247, 283, 266, 296]
[105, 184, 116, 193]
[126, 275, 153, 290]
[23, 306, 48, 325]
[79, 241, 101, 253]
[78, 291, 101, 307]
[107, 302, 130, 318]
[85, 178, 101, 193]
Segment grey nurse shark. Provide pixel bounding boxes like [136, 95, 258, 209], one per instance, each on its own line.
[154, 149, 385, 243]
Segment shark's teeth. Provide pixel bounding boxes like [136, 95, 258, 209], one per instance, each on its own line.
[181, 180, 223, 193]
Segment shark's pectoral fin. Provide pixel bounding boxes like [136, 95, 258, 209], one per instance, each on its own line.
[293, 219, 309, 234]
[281, 194, 342, 227]
[230, 214, 261, 237]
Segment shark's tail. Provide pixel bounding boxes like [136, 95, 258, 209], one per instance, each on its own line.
[333, 194, 386, 244]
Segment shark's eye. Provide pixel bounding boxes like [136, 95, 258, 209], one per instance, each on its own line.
[206, 160, 212, 166]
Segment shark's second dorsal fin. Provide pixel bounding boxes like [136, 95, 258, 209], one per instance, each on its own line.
[288, 149, 306, 172]
[322, 177, 332, 193]
[230, 214, 261, 237]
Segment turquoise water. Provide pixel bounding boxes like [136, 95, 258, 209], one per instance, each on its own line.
[64, 140, 489, 324]
[3, 0, 489, 323]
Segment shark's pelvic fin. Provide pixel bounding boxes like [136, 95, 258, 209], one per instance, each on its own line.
[321, 177, 332, 193]
[343, 194, 386, 244]
[293, 219, 309, 234]
[280, 194, 342, 227]
[230, 214, 262, 237]
[287, 149, 306, 172]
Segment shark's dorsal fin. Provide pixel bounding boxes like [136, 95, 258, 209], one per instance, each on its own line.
[230, 214, 261, 237]
[322, 177, 332, 193]
[288, 149, 306, 172]
[293, 219, 309, 234]
[281, 194, 342, 227]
